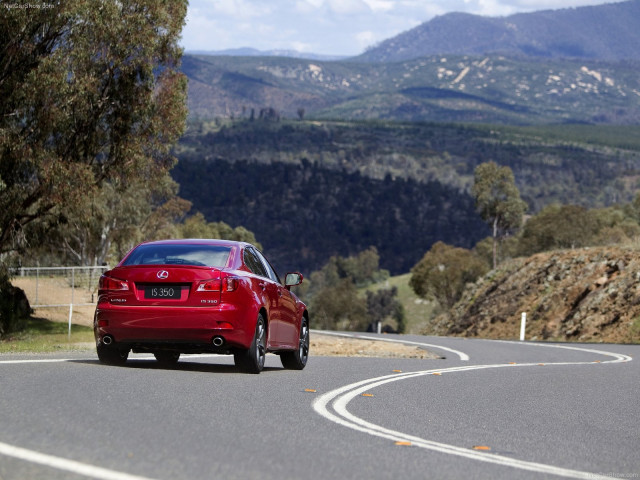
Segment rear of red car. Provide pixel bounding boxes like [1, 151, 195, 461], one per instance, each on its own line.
[94, 241, 260, 355]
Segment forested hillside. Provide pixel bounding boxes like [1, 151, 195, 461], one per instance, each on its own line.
[173, 119, 640, 275]
[177, 120, 640, 211]
[172, 158, 488, 275]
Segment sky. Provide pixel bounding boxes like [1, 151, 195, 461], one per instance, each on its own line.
[181, 0, 624, 57]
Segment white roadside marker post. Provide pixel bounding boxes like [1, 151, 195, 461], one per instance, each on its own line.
[520, 312, 527, 341]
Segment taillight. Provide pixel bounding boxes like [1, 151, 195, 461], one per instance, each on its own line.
[197, 279, 221, 292]
[223, 277, 238, 292]
[197, 277, 238, 293]
[99, 275, 129, 291]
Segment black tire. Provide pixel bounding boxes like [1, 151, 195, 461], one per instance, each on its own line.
[280, 316, 309, 370]
[153, 351, 180, 366]
[234, 314, 266, 374]
[96, 344, 129, 366]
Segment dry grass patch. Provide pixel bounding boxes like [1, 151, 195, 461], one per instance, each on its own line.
[311, 333, 440, 359]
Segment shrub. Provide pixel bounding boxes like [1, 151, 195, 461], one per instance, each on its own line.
[365, 287, 406, 333]
[311, 278, 368, 331]
[410, 242, 489, 309]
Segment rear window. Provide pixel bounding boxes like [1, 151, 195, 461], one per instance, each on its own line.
[122, 244, 231, 268]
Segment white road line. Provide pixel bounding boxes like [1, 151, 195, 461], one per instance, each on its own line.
[0, 358, 72, 365]
[312, 330, 470, 361]
[313, 342, 631, 479]
[0, 441, 157, 480]
[498, 340, 633, 363]
[0, 354, 225, 365]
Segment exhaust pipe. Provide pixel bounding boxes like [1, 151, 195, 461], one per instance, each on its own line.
[102, 335, 114, 346]
[212, 336, 225, 347]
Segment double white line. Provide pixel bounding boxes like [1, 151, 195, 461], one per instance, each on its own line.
[313, 343, 632, 479]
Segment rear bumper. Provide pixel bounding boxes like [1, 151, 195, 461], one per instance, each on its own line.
[94, 303, 255, 350]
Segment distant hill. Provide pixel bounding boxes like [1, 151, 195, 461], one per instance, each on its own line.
[180, 1, 640, 125]
[173, 120, 640, 273]
[182, 53, 640, 124]
[187, 48, 346, 61]
[176, 120, 640, 212]
[357, 1, 640, 63]
[172, 156, 489, 275]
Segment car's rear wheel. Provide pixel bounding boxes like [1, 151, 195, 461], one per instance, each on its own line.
[154, 351, 180, 366]
[96, 344, 129, 366]
[234, 314, 266, 374]
[280, 316, 309, 370]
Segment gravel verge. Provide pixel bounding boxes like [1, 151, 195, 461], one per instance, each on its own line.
[310, 333, 440, 359]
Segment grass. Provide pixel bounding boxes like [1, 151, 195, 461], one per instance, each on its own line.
[0, 317, 94, 354]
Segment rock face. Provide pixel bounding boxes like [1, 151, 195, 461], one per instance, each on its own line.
[444, 247, 640, 343]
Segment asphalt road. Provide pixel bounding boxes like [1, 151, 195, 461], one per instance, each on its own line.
[0, 333, 638, 480]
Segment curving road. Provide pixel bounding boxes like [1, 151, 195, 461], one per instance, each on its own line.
[0, 333, 638, 480]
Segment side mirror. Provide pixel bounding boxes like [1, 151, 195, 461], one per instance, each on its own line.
[285, 272, 303, 290]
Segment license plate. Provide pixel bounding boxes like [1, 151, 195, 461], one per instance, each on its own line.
[144, 285, 182, 299]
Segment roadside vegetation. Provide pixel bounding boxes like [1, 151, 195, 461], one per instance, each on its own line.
[406, 169, 640, 343]
[0, 318, 93, 354]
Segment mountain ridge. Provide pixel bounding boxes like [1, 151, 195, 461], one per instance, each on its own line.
[186, 48, 347, 62]
[356, 1, 640, 63]
[183, 53, 640, 124]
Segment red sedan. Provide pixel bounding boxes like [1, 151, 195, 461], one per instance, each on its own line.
[94, 239, 309, 373]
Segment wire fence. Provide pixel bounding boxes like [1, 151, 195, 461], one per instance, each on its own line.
[12, 266, 108, 308]
[10, 266, 109, 338]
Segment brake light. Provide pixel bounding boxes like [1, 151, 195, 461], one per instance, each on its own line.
[197, 279, 221, 292]
[99, 275, 129, 291]
[223, 277, 238, 292]
[197, 277, 238, 293]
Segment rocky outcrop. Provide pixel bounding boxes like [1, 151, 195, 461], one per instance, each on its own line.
[0, 280, 31, 337]
[444, 247, 640, 343]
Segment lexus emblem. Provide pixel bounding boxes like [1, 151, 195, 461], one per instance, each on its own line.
[157, 270, 169, 279]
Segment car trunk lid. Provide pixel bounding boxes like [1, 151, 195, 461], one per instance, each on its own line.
[100, 266, 224, 307]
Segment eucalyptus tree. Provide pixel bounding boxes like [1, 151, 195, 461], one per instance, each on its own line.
[472, 161, 527, 269]
[410, 241, 488, 309]
[0, 1, 188, 259]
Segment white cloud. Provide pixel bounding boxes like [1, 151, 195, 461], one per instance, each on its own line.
[295, 0, 321, 14]
[300, 0, 324, 7]
[327, 0, 371, 15]
[513, 0, 616, 7]
[355, 30, 377, 49]
[362, 0, 394, 12]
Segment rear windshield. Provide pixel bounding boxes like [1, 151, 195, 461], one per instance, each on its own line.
[122, 244, 231, 268]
